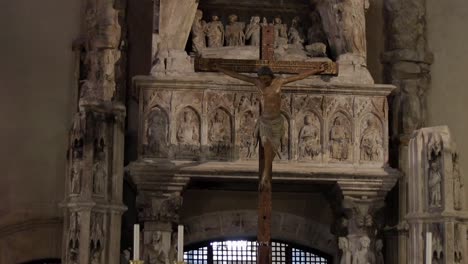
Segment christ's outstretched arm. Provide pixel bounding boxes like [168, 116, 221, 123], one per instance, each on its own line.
[216, 66, 257, 84]
[281, 66, 326, 85]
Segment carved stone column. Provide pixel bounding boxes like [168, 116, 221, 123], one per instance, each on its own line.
[137, 192, 182, 264]
[407, 126, 468, 263]
[382, 0, 433, 262]
[333, 194, 387, 264]
[62, 0, 126, 263]
[62, 104, 126, 264]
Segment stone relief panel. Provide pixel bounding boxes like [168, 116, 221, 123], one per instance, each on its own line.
[329, 112, 352, 162]
[208, 108, 233, 159]
[144, 107, 170, 158]
[138, 87, 390, 166]
[359, 115, 384, 163]
[176, 107, 201, 158]
[297, 112, 321, 161]
[143, 231, 169, 264]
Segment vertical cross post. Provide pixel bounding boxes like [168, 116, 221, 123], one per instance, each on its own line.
[258, 24, 275, 264]
[261, 25, 275, 61]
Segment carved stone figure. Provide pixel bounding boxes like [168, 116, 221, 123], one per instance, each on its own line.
[158, 194, 183, 222]
[208, 109, 231, 156]
[93, 160, 106, 195]
[245, 16, 261, 46]
[330, 116, 351, 161]
[340, 0, 368, 57]
[288, 16, 305, 48]
[70, 161, 82, 194]
[298, 115, 320, 160]
[428, 160, 442, 207]
[146, 108, 169, 157]
[453, 153, 463, 210]
[99, 49, 120, 100]
[143, 232, 167, 264]
[307, 11, 327, 45]
[360, 118, 383, 162]
[338, 237, 352, 264]
[375, 239, 384, 264]
[225, 14, 245, 46]
[206, 15, 224, 48]
[95, 4, 121, 49]
[239, 111, 257, 159]
[177, 110, 200, 146]
[352, 236, 374, 264]
[273, 16, 288, 48]
[191, 10, 206, 53]
[401, 82, 423, 134]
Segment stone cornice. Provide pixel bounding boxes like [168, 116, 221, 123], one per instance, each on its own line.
[133, 75, 396, 97]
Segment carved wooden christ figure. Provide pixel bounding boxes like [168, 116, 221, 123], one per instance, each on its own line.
[216, 65, 326, 189]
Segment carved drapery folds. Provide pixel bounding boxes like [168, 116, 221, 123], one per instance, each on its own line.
[407, 126, 468, 263]
[138, 83, 390, 166]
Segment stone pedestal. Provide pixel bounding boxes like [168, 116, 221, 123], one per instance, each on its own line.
[407, 126, 468, 263]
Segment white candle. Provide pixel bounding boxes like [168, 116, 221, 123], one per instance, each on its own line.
[426, 232, 432, 264]
[134, 224, 140, 260]
[178, 225, 184, 262]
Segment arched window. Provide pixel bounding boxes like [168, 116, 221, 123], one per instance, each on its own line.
[184, 239, 331, 264]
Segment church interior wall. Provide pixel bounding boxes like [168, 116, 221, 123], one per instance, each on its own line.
[0, 0, 80, 262]
[426, 0, 468, 206]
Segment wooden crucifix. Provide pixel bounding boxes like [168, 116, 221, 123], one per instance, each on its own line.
[196, 25, 337, 264]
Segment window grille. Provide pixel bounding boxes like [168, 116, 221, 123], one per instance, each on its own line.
[184, 239, 330, 264]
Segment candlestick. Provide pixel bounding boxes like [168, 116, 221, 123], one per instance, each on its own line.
[426, 232, 432, 264]
[178, 225, 184, 262]
[134, 224, 140, 261]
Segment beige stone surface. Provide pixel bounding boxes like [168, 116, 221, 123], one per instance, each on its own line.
[0, 0, 80, 262]
[426, 0, 468, 207]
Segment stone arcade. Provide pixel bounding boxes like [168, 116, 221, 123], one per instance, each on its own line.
[51, 0, 468, 264]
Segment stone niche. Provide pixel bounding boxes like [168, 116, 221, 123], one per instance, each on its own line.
[136, 76, 391, 167]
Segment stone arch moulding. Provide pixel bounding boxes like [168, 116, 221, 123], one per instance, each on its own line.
[182, 210, 337, 257]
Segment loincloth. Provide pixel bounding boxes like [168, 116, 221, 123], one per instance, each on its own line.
[255, 116, 285, 158]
